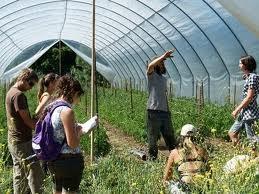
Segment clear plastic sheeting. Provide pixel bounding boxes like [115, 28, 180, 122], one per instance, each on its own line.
[0, 40, 58, 83]
[0, 0, 259, 104]
[217, 0, 259, 39]
[62, 40, 116, 82]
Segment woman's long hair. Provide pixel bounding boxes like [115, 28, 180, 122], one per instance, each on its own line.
[37, 73, 59, 101]
[38, 75, 84, 121]
[55, 74, 84, 104]
[177, 136, 200, 161]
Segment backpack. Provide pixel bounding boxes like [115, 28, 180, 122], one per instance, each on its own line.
[32, 101, 70, 161]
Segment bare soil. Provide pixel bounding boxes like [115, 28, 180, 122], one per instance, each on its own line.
[102, 120, 251, 163]
[102, 120, 172, 159]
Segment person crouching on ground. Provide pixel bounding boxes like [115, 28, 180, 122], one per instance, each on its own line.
[229, 55, 259, 145]
[163, 124, 208, 193]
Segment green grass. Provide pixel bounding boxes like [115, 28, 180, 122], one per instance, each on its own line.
[0, 86, 258, 193]
[98, 88, 234, 141]
[97, 88, 259, 193]
[81, 151, 166, 194]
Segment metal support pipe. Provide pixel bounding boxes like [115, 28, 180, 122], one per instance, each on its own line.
[90, 0, 96, 164]
[59, 41, 62, 75]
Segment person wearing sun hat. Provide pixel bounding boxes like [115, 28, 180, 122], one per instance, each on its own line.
[163, 124, 208, 193]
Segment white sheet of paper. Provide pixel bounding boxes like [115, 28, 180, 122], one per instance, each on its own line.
[78, 115, 98, 134]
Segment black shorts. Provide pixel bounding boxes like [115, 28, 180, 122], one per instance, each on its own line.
[47, 153, 84, 192]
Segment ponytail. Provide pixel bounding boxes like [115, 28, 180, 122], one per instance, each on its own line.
[37, 77, 45, 101]
[37, 73, 59, 101]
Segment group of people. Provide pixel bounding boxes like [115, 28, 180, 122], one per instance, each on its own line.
[4, 49, 259, 193]
[6, 69, 89, 193]
[146, 50, 259, 193]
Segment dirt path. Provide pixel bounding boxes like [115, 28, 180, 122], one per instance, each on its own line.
[207, 138, 232, 150]
[103, 120, 146, 151]
[102, 120, 171, 159]
[102, 120, 242, 161]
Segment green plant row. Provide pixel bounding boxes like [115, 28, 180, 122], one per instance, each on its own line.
[95, 88, 258, 194]
[98, 88, 234, 142]
[0, 86, 258, 193]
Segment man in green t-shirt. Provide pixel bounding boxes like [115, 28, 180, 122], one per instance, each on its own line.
[6, 68, 43, 194]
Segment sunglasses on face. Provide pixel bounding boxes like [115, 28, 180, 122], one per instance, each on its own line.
[28, 80, 35, 87]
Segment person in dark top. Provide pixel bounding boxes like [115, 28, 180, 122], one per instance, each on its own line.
[146, 50, 176, 160]
[6, 68, 44, 194]
[228, 55, 259, 145]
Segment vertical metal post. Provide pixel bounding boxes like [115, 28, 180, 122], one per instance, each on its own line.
[90, 0, 96, 164]
[3, 82, 7, 122]
[195, 80, 198, 102]
[228, 84, 231, 104]
[234, 78, 236, 106]
[173, 81, 175, 97]
[114, 82, 117, 97]
[59, 40, 62, 75]
[135, 79, 137, 93]
[198, 81, 202, 114]
[125, 79, 128, 92]
[141, 79, 144, 93]
[169, 82, 172, 98]
[141, 79, 143, 99]
[130, 77, 133, 111]
[138, 79, 139, 93]
[85, 82, 88, 117]
[201, 81, 204, 108]
[102, 83, 105, 97]
[192, 77, 195, 98]
[111, 81, 113, 96]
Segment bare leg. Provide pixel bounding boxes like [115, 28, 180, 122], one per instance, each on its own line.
[228, 131, 239, 146]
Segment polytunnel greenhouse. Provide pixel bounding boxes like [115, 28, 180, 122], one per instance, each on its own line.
[1, 1, 259, 193]
[1, 0, 259, 103]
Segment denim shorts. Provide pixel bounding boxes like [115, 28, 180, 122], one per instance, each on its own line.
[47, 153, 84, 192]
[229, 118, 256, 140]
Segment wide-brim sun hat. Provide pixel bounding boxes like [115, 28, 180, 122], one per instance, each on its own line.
[180, 124, 197, 136]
